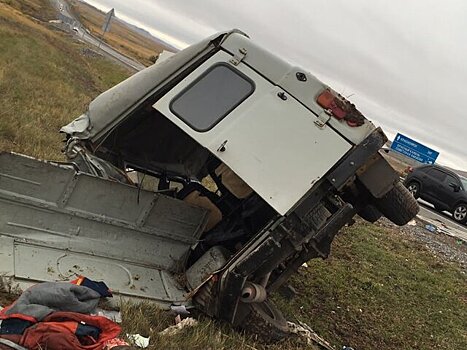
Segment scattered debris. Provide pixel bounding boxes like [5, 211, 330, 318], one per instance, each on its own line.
[377, 217, 467, 271]
[95, 309, 122, 323]
[288, 321, 334, 350]
[417, 215, 467, 243]
[80, 47, 104, 58]
[170, 304, 190, 316]
[104, 337, 131, 349]
[407, 220, 417, 226]
[425, 224, 437, 233]
[126, 333, 150, 348]
[159, 317, 199, 336]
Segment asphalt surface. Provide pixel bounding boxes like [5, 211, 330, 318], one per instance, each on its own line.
[50, 0, 145, 71]
[417, 199, 467, 242]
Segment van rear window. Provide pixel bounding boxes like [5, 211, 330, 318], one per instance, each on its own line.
[170, 63, 254, 131]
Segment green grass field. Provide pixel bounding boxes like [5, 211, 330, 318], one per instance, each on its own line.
[0, 1, 465, 349]
[275, 222, 467, 349]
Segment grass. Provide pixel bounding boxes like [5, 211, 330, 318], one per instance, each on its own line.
[274, 222, 467, 350]
[0, 0, 130, 160]
[119, 301, 318, 350]
[0, 0, 57, 21]
[70, 0, 167, 66]
[0, 2, 465, 349]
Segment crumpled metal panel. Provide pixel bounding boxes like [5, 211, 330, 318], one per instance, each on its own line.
[60, 30, 246, 142]
[0, 153, 209, 304]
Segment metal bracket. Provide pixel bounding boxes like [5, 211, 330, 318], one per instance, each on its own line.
[229, 48, 247, 66]
[314, 110, 331, 129]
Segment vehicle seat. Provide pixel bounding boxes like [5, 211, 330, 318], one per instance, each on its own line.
[178, 183, 223, 232]
[214, 163, 253, 199]
[183, 191, 223, 232]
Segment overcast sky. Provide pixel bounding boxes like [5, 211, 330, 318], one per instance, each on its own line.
[86, 0, 467, 170]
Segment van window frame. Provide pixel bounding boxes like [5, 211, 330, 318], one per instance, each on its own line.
[169, 62, 255, 132]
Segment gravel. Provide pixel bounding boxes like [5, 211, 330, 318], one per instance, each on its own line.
[376, 217, 467, 271]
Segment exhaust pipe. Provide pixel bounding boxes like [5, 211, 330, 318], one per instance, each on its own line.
[240, 282, 267, 303]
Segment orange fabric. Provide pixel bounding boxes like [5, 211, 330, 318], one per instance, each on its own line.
[0, 334, 22, 349]
[104, 338, 130, 349]
[20, 312, 121, 350]
[71, 275, 86, 285]
[0, 312, 37, 323]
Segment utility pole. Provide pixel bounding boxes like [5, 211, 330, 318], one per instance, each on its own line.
[98, 8, 114, 49]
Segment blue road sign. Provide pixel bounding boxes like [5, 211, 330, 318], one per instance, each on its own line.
[391, 133, 439, 164]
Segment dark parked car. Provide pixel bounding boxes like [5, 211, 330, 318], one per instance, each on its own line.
[404, 165, 467, 224]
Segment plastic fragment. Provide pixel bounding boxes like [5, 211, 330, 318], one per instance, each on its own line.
[159, 317, 199, 336]
[94, 309, 122, 323]
[287, 321, 334, 349]
[170, 304, 190, 315]
[126, 334, 150, 348]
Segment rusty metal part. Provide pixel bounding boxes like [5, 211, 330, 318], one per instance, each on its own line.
[240, 282, 267, 303]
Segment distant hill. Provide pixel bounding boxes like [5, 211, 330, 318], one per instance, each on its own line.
[77, 0, 178, 54]
[114, 17, 179, 53]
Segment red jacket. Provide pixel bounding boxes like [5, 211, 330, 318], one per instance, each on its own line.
[2, 312, 120, 350]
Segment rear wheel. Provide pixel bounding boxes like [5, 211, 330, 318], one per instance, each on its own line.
[240, 299, 289, 342]
[374, 182, 419, 226]
[358, 204, 382, 223]
[406, 181, 420, 199]
[452, 203, 467, 224]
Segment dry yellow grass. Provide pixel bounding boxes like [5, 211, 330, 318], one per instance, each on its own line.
[0, 0, 57, 21]
[0, 0, 131, 160]
[70, 1, 167, 66]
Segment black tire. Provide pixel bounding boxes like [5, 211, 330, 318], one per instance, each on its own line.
[406, 181, 420, 199]
[241, 299, 289, 342]
[358, 204, 382, 223]
[374, 182, 419, 226]
[452, 203, 467, 224]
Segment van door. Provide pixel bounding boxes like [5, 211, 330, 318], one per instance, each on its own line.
[154, 51, 352, 215]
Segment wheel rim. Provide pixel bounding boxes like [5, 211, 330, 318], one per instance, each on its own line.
[408, 183, 418, 196]
[454, 205, 467, 221]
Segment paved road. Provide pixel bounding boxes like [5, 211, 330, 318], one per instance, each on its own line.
[50, 0, 145, 71]
[417, 199, 467, 242]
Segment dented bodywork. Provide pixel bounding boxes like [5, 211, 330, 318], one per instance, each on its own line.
[0, 30, 419, 338]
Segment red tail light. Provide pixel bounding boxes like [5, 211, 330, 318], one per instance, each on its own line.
[316, 89, 365, 127]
